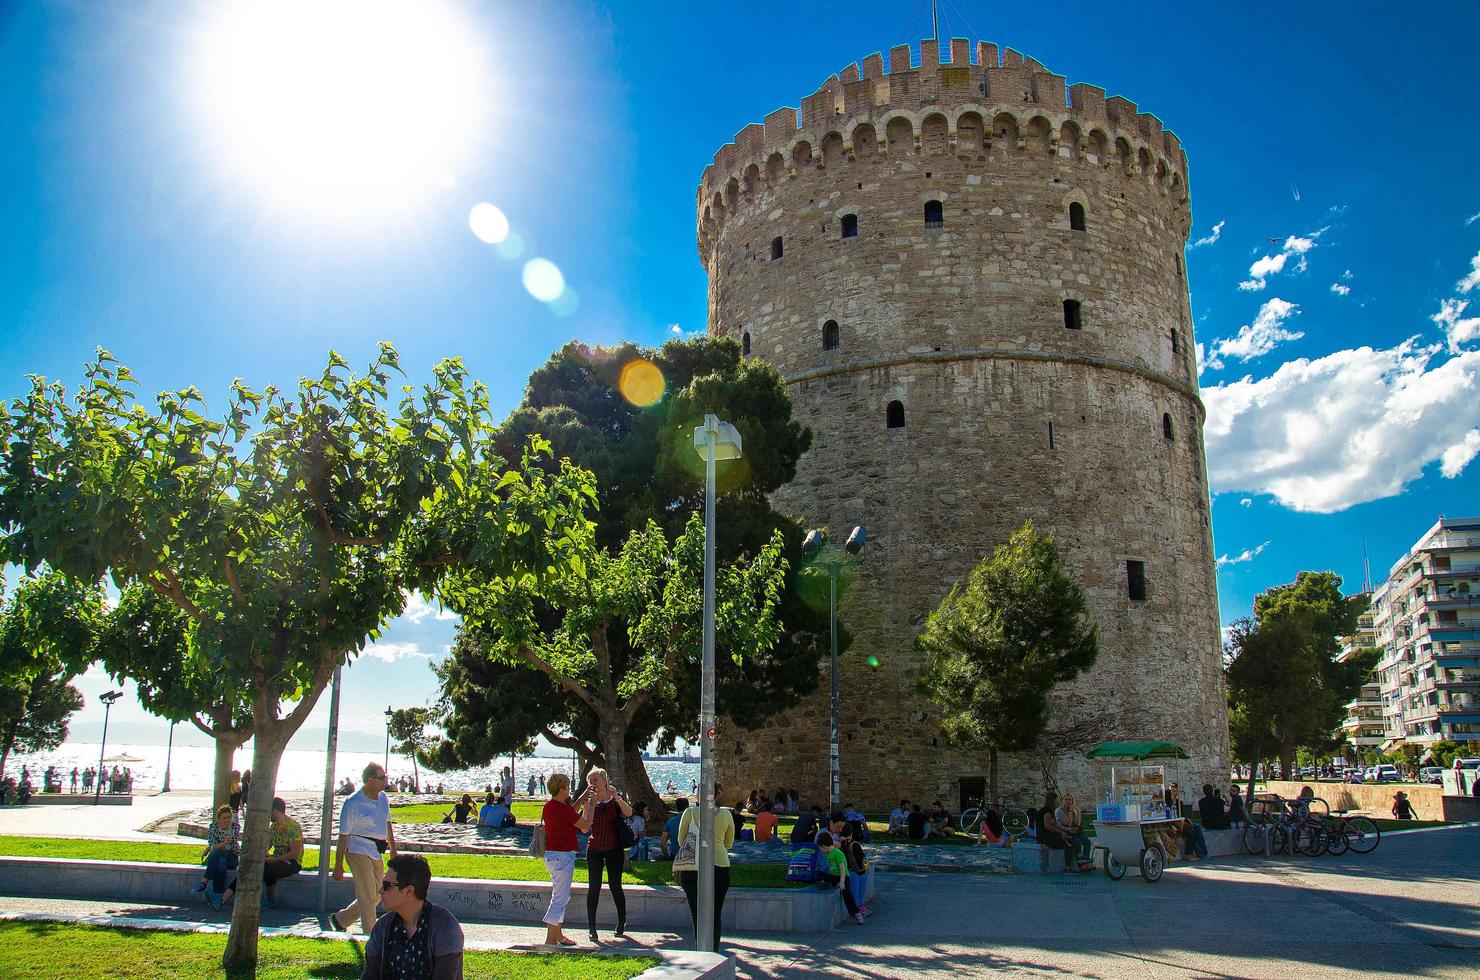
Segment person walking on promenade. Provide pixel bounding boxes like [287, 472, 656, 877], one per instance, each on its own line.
[69, 768, 78, 793]
[540, 772, 593, 947]
[228, 770, 243, 812]
[581, 767, 633, 941]
[333, 762, 398, 934]
[362, 854, 465, 980]
[672, 784, 737, 947]
[193, 803, 240, 910]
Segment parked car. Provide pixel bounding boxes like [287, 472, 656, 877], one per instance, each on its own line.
[1457, 758, 1480, 771]
[1419, 767, 1445, 784]
[1372, 764, 1401, 782]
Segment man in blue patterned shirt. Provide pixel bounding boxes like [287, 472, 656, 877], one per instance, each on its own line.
[362, 854, 464, 980]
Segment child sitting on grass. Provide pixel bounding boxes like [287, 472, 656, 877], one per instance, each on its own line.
[816, 832, 864, 925]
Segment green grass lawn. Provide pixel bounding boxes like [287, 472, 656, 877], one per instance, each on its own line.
[0, 835, 793, 888]
[0, 920, 650, 979]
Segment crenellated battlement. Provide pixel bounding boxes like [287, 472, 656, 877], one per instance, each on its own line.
[696, 38, 1188, 250]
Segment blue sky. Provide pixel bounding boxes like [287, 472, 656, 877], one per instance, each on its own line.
[3, 1, 1480, 748]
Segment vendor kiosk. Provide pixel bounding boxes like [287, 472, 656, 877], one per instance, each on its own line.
[1085, 741, 1190, 883]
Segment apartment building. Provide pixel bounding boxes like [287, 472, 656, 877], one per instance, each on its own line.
[1335, 594, 1385, 756]
[1371, 517, 1480, 752]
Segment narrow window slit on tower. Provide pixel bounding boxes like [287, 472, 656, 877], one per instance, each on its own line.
[770, 236, 783, 260]
[1047, 421, 1055, 449]
[924, 200, 944, 228]
[1069, 201, 1086, 231]
[1170, 329, 1180, 354]
[886, 400, 905, 428]
[823, 320, 840, 351]
[1127, 560, 1147, 601]
[1063, 299, 1082, 330]
[1163, 413, 1174, 440]
[841, 214, 858, 239]
[742, 331, 751, 356]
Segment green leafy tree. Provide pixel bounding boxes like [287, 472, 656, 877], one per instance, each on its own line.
[1225, 571, 1374, 796]
[96, 584, 254, 808]
[916, 521, 1100, 802]
[387, 706, 434, 790]
[1387, 743, 1425, 777]
[0, 572, 105, 780]
[424, 337, 827, 812]
[1427, 740, 1464, 769]
[0, 347, 593, 970]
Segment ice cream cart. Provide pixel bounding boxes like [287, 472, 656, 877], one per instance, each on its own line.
[1085, 741, 1190, 883]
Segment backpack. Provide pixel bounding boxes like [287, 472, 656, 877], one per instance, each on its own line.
[786, 843, 821, 883]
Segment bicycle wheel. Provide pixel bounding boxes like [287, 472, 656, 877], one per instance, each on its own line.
[1242, 822, 1267, 855]
[1269, 825, 1289, 855]
[959, 808, 983, 836]
[1294, 821, 1327, 857]
[1343, 816, 1381, 854]
[1002, 807, 1030, 837]
[1325, 820, 1349, 856]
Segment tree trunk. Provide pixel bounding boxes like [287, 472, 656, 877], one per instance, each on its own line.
[1244, 757, 1260, 808]
[213, 737, 237, 811]
[221, 723, 290, 972]
[1278, 744, 1296, 782]
[623, 743, 668, 830]
[599, 718, 628, 795]
[0, 728, 16, 783]
[987, 747, 999, 805]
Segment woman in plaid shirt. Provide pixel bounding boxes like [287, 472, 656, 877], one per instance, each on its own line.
[580, 768, 633, 942]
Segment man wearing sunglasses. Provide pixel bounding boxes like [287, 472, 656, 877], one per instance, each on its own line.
[333, 763, 398, 934]
[363, 854, 465, 980]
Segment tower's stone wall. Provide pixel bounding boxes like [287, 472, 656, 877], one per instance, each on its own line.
[697, 39, 1228, 811]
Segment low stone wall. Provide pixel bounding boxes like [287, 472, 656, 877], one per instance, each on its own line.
[0, 856, 872, 933]
[1260, 780, 1480, 822]
[17, 794, 131, 806]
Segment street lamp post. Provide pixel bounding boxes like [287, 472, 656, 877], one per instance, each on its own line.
[802, 526, 867, 811]
[162, 721, 175, 794]
[318, 664, 342, 916]
[384, 706, 393, 781]
[94, 690, 123, 805]
[692, 413, 741, 954]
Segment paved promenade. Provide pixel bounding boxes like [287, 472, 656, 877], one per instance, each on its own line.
[1, 824, 1473, 978]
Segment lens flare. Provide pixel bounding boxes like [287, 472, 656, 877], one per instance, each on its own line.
[522, 258, 565, 302]
[867, 656, 880, 669]
[618, 359, 665, 407]
[468, 203, 509, 244]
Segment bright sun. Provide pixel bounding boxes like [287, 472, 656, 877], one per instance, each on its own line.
[191, 0, 488, 219]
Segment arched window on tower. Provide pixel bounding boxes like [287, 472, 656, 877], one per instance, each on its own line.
[924, 200, 944, 228]
[770, 236, 783, 260]
[841, 214, 858, 239]
[742, 331, 751, 357]
[1069, 201, 1086, 232]
[823, 320, 840, 351]
[886, 400, 906, 429]
[1162, 413, 1174, 440]
[1063, 299, 1083, 330]
[1170, 329, 1181, 354]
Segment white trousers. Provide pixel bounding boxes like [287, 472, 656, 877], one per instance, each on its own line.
[543, 850, 577, 926]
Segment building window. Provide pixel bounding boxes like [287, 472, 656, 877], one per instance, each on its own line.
[1047, 421, 1055, 449]
[1127, 560, 1147, 601]
[1063, 299, 1082, 330]
[1163, 413, 1174, 440]
[770, 236, 783, 260]
[886, 400, 905, 429]
[841, 214, 858, 238]
[1069, 202, 1086, 232]
[742, 331, 751, 356]
[823, 320, 840, 351]
[1170, 329, 1180, 354]
[1175, 255, 1183, 277]
[924, 200, 944, 228]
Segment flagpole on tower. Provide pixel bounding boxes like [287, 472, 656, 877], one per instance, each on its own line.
[932, 0, 939, 42]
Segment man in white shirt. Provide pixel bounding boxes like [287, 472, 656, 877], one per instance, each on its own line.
[888, 799, 910, 836]
[331, 762, 397, 934]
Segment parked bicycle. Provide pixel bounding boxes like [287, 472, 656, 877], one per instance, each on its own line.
[958, 798, 1030, 838]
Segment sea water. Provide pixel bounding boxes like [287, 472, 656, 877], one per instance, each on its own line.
[5, 742, 701, 796]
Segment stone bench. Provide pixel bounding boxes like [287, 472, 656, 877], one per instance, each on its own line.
[1009, 841, 1065, 874]
[0, 856, 872, 932]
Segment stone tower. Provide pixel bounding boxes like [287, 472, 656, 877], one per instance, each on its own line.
[696, 38, 1227, 810]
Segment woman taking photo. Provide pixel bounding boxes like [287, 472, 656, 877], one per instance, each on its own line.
[540, 772, 593, 946]
[580, 768, 634, 941]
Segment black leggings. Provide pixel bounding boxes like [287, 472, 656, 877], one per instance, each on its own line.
[677, 866, 731, 945]
[818, 871, 860, 916]
[586, 847, 627, 927]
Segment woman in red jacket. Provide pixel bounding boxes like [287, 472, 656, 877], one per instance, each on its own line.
[541, 772, 593, 946]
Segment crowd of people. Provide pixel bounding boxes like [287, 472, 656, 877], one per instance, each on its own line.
[0, 764, 133, 800]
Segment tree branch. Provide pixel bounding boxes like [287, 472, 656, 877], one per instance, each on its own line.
[223, 557, 245, 607]
[146, 571, 203, 622]
[515, 645, 601, 712]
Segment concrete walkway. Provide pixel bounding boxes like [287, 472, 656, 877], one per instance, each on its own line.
[2, 825, 1474, 978]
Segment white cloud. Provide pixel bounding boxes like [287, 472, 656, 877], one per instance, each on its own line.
[1459, 251, 1480, 294]
[1203, 298, 1302, 371]
[1330, 283, 1351, 297]
[361, 642, 443, 663]
[1217, 541, 1270, 568]
[1467, 212, 1480, 227]
[1239, 497, 1253, 507]
[402, 591, 457, 625]
[668, 323, 682, 335]
[1194, 342, 1206, 374]
[1203, 339, 1480, 513]
[1189, 220, 1225, 249]
[1440, 430, 1480, 478]
[1431, 253, 1480, 353]
[1240, 229, 1325, 290]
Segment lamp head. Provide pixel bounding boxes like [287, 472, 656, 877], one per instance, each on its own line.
[801, 529, 825, 561]
[99, 690, 123, 705]
[844, 525, 867, 555]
